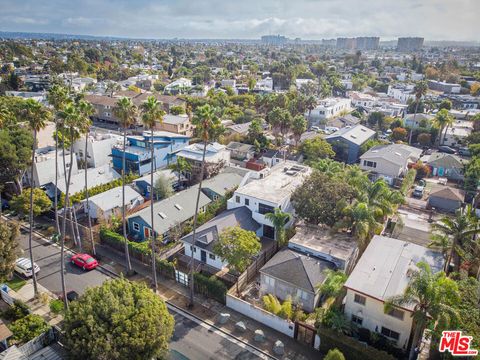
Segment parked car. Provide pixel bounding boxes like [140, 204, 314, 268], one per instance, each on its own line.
[310, 126, 321, 132]
[413, 185, 425, 198]
[438, 145, 456, 154]
[458, 147, 471, 157]
[71, 253, 98, 271]
[14, 257, 40, 278]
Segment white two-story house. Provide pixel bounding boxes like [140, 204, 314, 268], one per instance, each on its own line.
[343, 235, 444, 351]
[227, 162, 311, 239]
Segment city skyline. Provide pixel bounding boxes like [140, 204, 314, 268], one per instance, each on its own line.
[0, 0, 477, 41]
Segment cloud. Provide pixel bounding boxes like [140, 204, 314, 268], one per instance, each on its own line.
[0, 0, 477, 41]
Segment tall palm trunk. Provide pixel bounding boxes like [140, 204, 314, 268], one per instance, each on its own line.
[84, 133, 96, 255]
[28, 130, 39, 297]
[408, 100, 420, 145]
[189, 141, 208, 307]
[150, 130, 158, 291]
[54, 121, 60, 234]
[409, 321, 425, 360]
[60, 129, 75, 309]
[121, 131, 132, 273]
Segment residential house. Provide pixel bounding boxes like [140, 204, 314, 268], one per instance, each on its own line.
[155, 114, 194, 137]
[403, 113, 434, 129]
[387, 84, 415, 104]
[360, 144, 422, 184]
[343, 235, 444, 351]
[111, 131, 190, 176]
[427, 80, 461, 94]
[73, 132, 122, 168]
[55, 164, 120, 197]
[427, 186, 464, 213]
[288, 223, 359, 273]
[325, 125, 376, 164]
[84, 94, 119, 124]
[133, 169, 177, 198]
[164, 78, 192, 94]
[181, 206, 261, 270]
[25, 148, 78, 188]
[83, 185, 143, 221]
[260, 248, 334, 312]
[200, 169, 247, 201]
[307, 98, 352, 122]
[226, 122, 251, 136]
[127, 185, 212, 241]
[227, 162, 311, 239]
[261, 149, 303, 167]
[177, 142, 230, 181]
[441, 120, 473, 147]
[226, 142, 256, 161]
[325, 114, 361, 130]
[421, 152, 468, 181]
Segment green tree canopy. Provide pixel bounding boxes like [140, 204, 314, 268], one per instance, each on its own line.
[300, 136, 335, 163]
[213, 226, 261, 273]
[63, 278, 174, 360]
[0, 221, 19, 282]
[324, 348, 346, 360]
[153, 175, 173, 200]
[10, 188, 52, 217]
[10, 314, 49, 344]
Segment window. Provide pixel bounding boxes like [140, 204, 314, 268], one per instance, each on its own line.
[363, 160, 377, 168]
[209, 253, 215, 260]
[264, 276, 275, 287]
[258, 203, 274, 215]
[236, 196, 240, 203]
[296, 289, 308, 301]
[245, 198, 250, 206]
[381, 327, 400, 341]
[351, 315, 363, 326]
[354, 294, 366, 305]
[132, 222, 140, 231]
[386, 308, 405, 320]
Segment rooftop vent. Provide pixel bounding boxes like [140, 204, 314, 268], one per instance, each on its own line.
[158, 212, 167, 219]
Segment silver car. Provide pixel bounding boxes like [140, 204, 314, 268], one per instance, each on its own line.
[14, 257, 40, 278]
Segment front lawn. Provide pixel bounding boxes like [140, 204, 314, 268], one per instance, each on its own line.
[6, 276, 27, 292]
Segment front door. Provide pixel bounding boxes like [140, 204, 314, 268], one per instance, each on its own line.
[144, 227, 152, 239]
[200, 250, 207, 263]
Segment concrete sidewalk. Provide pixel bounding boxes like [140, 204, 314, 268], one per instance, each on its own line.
[96, 244, 319, 359]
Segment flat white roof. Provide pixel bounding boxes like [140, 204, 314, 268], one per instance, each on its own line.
[344, 235, 444, 310]
[234, 162, 311, 204]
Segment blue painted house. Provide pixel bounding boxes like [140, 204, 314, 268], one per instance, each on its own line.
[325, 125, 375, 164]
[112, 131, 189, 175]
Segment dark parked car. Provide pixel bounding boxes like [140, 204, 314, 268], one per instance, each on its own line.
[458, 147, 471, 157]
[438, 146, 456, 154]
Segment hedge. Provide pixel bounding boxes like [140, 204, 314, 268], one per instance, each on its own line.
[60, 173, 139, 206]
[194, 272, 227, 304]
[317, 326, 396, 360]
[99, 227, 151, 256]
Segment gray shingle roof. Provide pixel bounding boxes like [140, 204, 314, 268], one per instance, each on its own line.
[325, 124, 375, 146]
[260, 248, 334, 292]
[128, 186, 212, 235]
[360, 144, 422, 166]
[201, 172, 245, 197]
[181, 207, 260, 252]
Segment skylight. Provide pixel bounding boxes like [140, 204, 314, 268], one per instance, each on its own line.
[158, 212, 167, 219]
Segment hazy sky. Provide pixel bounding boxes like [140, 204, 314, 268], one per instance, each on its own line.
[0, 0, 477, 41]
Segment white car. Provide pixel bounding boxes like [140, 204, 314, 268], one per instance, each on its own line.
[14, 258, 40, 278]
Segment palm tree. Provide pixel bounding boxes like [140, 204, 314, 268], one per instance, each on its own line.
[58, 102, 82, 308]
[433, 109, 454, 146]
[408, 81, 428, 144]
[113, 97, 137, 274]
[78, 100, 96, 255]
[168, 156, 191, 188]
[188, 104, 223, 307]
[385, 262, 459, 360]
[141, 96, 165, 292]
[432, 207, 480, 273]
[265, 208, 291, 246]
[47, 85, 70, 235]
[291, 115, 307, 147]
[22, 99, 51, 298]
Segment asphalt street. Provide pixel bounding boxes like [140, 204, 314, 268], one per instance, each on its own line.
[15, 225, 264, 360]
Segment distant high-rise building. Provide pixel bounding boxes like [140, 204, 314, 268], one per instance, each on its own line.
[336, 37, 356, 50]
[261, 35, 287, 45]
[397, 37, 424, 51]
[355, 37, 379, 50]
[321, 39, 336, 47]
[336, 37, 379, 50]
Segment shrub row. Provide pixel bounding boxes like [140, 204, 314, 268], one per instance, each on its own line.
[194, 272, 227, 304]
[317, 326, 396, 360]
[99, 227, 151, 256]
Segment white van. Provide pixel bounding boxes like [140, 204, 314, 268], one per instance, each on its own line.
[14, 258, 40, 278]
